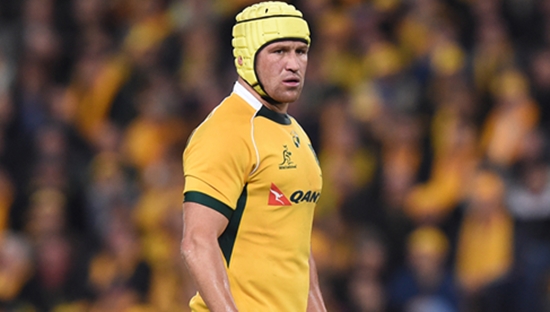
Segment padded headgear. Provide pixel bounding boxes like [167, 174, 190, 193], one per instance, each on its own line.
[232, 1, 311, 97]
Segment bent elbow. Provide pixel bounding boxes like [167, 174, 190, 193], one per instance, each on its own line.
[180, 235, 195, 262]
[180, 232, 209, 265]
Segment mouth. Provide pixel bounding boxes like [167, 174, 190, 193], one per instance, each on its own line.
[282, 77, 301, 87]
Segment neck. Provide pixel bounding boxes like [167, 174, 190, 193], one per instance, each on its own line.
[238, 77, 289, 114]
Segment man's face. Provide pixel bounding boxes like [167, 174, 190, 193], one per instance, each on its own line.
[255, 40, 309, 104]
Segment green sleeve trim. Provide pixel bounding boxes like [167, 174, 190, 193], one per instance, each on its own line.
[184, 191, 234, 219]
[219, 184, 248, 266]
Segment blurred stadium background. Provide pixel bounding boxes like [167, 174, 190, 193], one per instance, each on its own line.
[0, 0, 550, 311]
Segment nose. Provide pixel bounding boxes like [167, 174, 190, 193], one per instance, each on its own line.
[285, 52, 301, 72]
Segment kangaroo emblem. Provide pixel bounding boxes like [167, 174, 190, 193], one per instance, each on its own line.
[280, 145, 293, 166]
[270, 189, 285, 205]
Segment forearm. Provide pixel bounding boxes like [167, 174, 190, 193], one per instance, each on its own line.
[307, 253, 327, 312]
[181, 235, 238, 312]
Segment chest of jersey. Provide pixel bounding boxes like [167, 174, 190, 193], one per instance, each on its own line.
[248, 116, 322, 212]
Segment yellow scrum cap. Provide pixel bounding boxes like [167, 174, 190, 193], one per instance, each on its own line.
[232, 1, 311, 97]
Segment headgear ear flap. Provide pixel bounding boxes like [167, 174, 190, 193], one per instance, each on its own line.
[232, 1, 311, 97]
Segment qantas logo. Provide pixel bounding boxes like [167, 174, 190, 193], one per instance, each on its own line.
[268, 183, 292, 206]
[268, 183, 321, 206]
[289, 190, 321, 204]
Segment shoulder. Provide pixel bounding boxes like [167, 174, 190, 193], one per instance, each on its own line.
[288, 115, 313, 143]
[190, 94, 258, 142]
[183, 93, 262, 168]
[289, 115, 306, 132]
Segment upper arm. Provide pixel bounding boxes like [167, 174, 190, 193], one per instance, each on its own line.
[182, 201, 230, 243]
[181, 104, 253, 249]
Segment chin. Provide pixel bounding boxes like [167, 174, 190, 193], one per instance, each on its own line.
[273, 96, 299, 104]
[273, 91, 302, 103]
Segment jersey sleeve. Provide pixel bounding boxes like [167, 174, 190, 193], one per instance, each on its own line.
[182, 119, 255, 219]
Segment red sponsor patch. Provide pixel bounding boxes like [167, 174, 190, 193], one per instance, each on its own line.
[268, 183, 292, 206]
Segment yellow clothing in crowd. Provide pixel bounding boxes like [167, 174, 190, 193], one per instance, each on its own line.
[455, 170, 513, 293]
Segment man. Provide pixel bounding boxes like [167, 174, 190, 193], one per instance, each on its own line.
[180, 1, 327, 311]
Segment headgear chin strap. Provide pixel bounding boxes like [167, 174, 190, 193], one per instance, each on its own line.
[232, 1, 311, 99]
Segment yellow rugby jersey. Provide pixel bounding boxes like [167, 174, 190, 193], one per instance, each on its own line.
[183, 82, 322, 311]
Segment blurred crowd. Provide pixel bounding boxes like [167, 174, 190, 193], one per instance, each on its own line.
[0, 0, 550, 311]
